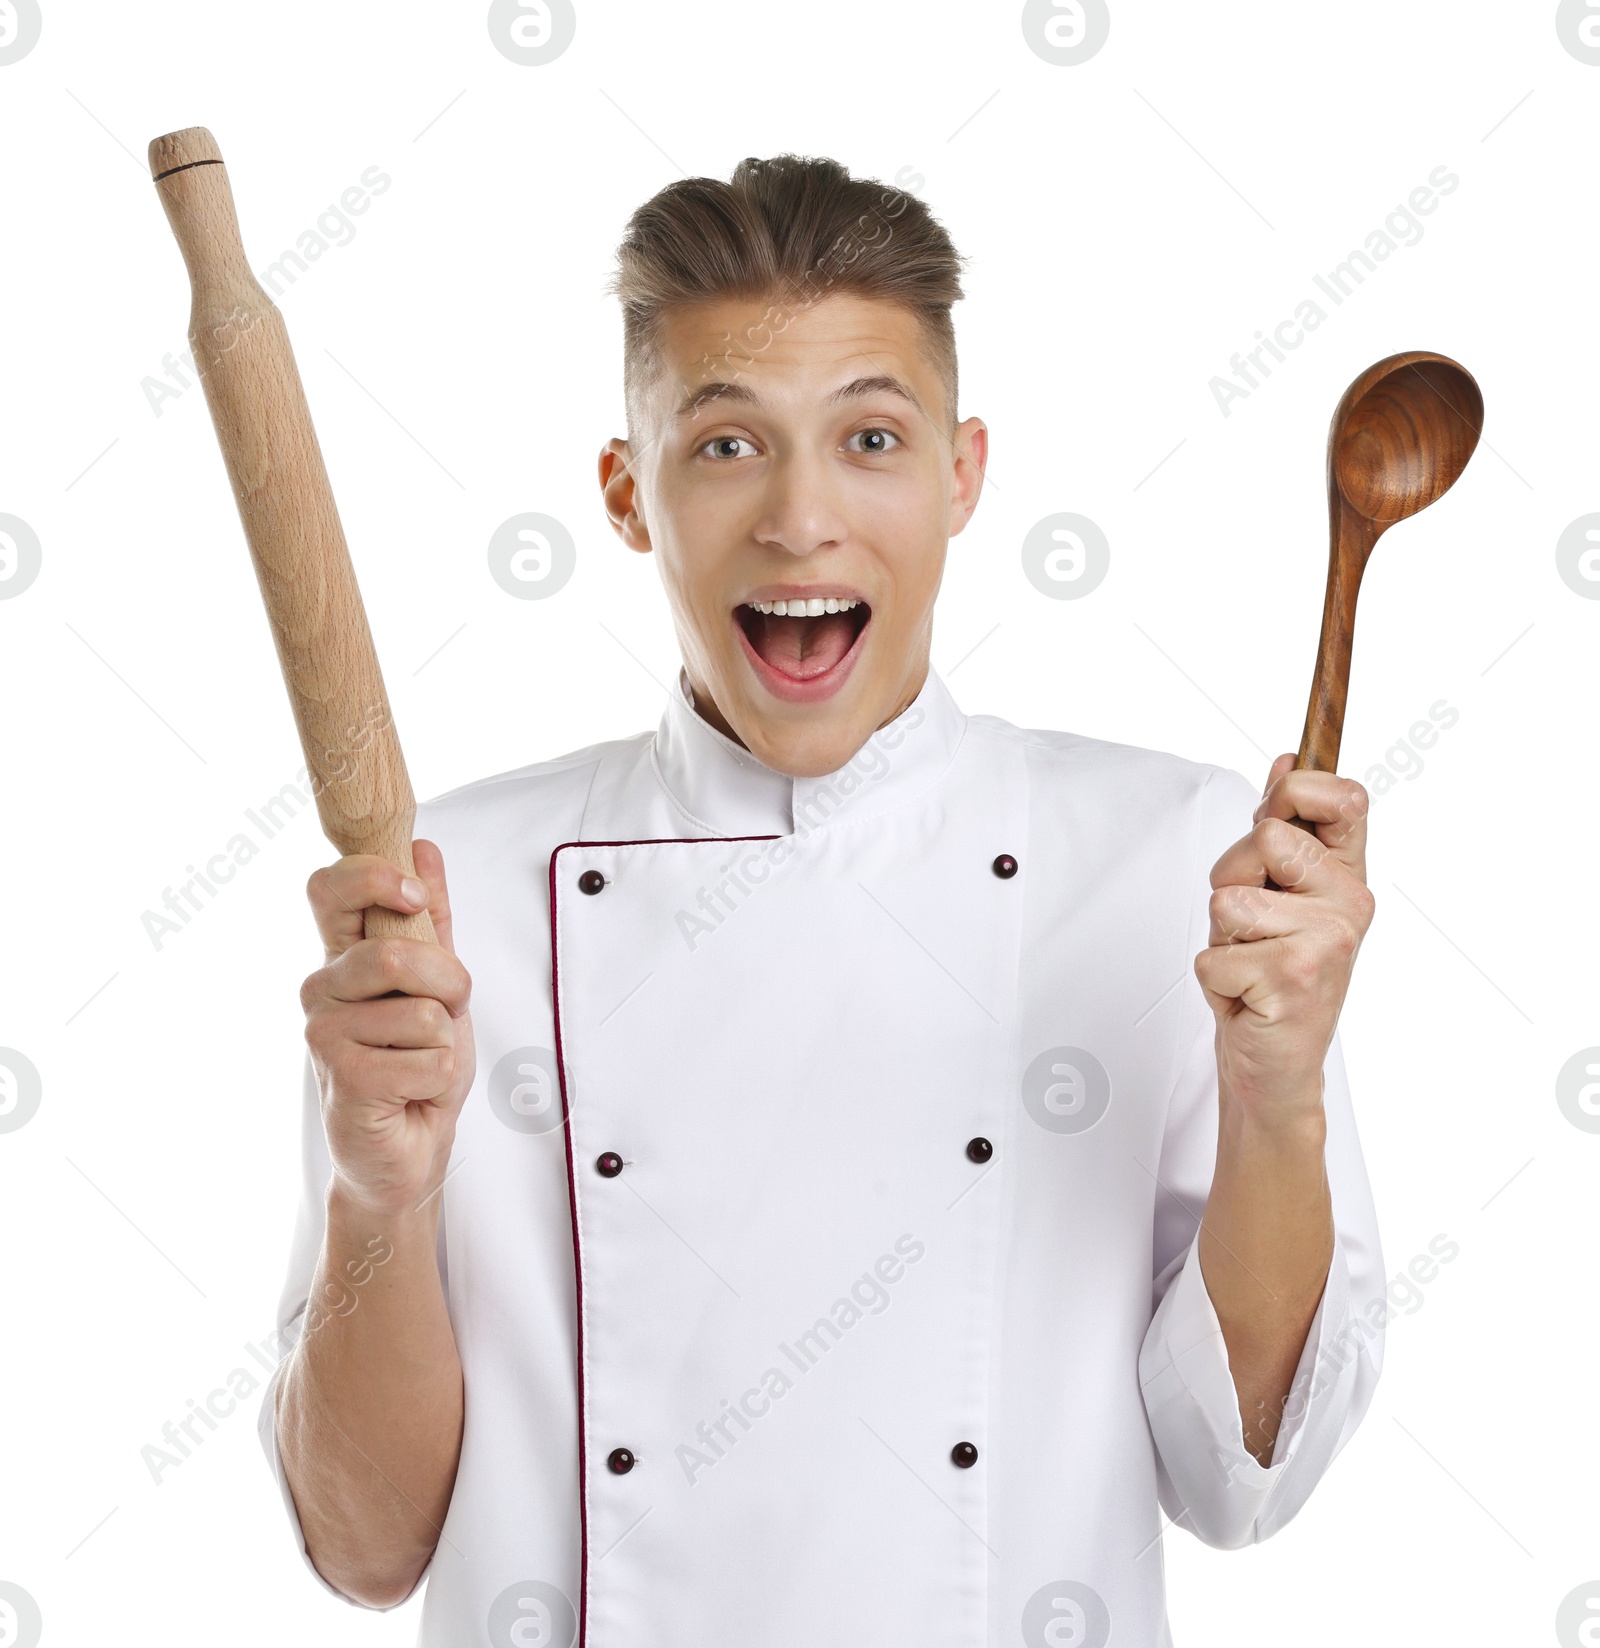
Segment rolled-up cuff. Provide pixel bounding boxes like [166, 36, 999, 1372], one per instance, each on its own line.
[1140, 1226, 1365, 1547]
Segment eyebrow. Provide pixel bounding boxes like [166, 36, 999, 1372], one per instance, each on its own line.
[672, 373, 925, 421]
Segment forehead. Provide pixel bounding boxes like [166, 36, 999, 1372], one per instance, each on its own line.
[650, 292, 941, 414]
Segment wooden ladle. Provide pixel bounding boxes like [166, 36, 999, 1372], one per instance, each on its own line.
[1297, 351, 1483, 776]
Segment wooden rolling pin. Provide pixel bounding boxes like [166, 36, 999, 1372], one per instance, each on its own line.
[150, 127, 433, 944]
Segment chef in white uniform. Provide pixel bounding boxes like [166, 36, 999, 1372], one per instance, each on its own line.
[261, 157, 1385, 1648]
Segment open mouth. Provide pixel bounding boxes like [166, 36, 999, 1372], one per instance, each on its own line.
[734, 595, 872, 701]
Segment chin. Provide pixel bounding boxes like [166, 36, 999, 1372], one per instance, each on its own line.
[743, 715, 874, 780]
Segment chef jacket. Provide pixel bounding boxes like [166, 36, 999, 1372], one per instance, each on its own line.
[259, 665, 1385, 1648]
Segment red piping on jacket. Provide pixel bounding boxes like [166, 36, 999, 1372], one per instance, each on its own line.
[547, 834, 779, 1648]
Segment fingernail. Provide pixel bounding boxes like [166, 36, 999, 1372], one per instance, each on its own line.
[401, 877, 427, 908]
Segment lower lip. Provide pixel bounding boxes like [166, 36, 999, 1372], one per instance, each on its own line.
[733, 610, 871, 705]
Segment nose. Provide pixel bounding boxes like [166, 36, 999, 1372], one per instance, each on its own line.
[750, 444, 849, 558]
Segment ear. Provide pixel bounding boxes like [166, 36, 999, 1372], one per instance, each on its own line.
[947, 417, 988, 538]
[598, 439, 653, 555]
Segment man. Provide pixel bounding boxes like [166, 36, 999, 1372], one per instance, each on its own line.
[265, 154, 1383, 1647]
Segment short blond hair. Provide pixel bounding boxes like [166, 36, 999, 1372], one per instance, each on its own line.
[609, 154, 967, 437]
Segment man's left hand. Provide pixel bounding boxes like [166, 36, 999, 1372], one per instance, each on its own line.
[1195, 756, 1376, 1122]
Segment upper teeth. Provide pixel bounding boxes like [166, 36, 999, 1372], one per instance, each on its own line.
[747, 598, 860, 616]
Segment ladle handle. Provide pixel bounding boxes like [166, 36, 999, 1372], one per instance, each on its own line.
[1267, 493, 1381, 884]
[1298, 493, 1381, 776]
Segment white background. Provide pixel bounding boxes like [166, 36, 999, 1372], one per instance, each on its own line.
[1, 1, 1596, 1643]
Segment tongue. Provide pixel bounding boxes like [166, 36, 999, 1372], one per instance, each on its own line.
[745, 612, 857, 680]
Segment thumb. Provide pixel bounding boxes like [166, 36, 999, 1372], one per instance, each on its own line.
[1262, 752, 1296, 796]
[411, 838, 458, 957]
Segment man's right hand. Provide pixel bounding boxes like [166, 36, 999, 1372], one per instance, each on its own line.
[300, 838, 476, 1217]
[285, 835, 471, 1606]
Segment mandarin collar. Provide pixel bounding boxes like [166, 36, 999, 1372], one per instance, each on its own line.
[650, 666, 968, 839]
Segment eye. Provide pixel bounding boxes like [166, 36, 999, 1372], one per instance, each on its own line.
[845, 427, 900, 455]
[700, 435, 757, 460]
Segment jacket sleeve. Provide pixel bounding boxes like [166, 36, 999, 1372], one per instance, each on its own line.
[1136, 766, 1386, 1548]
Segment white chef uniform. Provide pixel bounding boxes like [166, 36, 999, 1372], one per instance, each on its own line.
[259, 666, 1385, 1648]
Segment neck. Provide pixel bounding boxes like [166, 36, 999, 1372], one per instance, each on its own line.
[685, 659, 932, 755]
